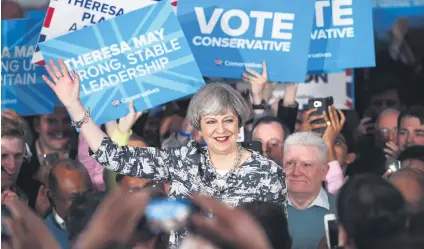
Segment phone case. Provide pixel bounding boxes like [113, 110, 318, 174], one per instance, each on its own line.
[308, 97, 334, 134]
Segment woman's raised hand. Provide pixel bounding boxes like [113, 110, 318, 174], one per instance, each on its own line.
[42, 59, 80, 108]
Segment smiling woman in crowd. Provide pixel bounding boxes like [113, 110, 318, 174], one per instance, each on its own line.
[42, 59, 287, 248]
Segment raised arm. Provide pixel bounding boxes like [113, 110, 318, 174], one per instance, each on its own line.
[42, 59, 170, 180]
[277, 83, 299, 133]
[243, 61, 272, 121]
[103, 107, 145, 190]
[322, 106, 346, 194]
[91, 134, 170, 180]
[42, 59, 107, 153]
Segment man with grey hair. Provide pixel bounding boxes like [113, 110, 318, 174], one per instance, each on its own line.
[283, 132, 336, 249]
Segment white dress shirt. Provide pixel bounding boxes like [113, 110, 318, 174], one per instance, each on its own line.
[53, 210, 67, 231]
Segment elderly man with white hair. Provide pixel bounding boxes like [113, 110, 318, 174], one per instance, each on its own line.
[284, 132, 336, 249]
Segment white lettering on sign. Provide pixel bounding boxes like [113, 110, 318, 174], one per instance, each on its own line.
[311, 0, 355, 40]
[315, 0, 353, 28]
[194, 7, 294, 40]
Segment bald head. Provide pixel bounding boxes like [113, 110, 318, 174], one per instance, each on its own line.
[376, 108, 400, 145]
[377, 109, 399, 125]
[48, 160, 92, 219]
[389, 167, 424, 213]
[49, 160, 92, 193]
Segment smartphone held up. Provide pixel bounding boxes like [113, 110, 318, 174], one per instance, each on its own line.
[308, 97, 334, 134]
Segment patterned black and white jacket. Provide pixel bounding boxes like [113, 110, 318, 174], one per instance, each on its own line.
[91, 137, 287, 248]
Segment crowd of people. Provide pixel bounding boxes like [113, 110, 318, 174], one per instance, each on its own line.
[2, 1, 424, 249]
[2, 55, 424, 249]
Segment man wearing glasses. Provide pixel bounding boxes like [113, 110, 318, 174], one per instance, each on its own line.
[376, 108, 401, 159]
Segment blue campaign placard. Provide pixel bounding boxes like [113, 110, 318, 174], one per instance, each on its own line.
[177, 0, 315, 82]
[38, 1, 205, 125]
[308, 0, 376, 73]
[27, 11, 46, 19]
[1, 18, 56, 116]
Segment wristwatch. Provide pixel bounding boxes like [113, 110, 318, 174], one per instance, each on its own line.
[252, 100, 267, 110]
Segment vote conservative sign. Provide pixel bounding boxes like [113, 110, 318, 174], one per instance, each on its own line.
[1, 18, 57, 116]
[177, 0, 315, 83]
[308, 0, 376, 72]
[38, 1, 205, 125]
[32, 0, 178, 66]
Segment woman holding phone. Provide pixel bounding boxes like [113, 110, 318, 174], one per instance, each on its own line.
[42, 59, 287, 248]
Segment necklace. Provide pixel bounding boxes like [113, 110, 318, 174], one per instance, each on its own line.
[204, 143, 244, 170]
[233, 143, 243, 169]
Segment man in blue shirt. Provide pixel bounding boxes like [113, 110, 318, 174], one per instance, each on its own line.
[283, 132, 337, 249]
[45, 159, 92, 249]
